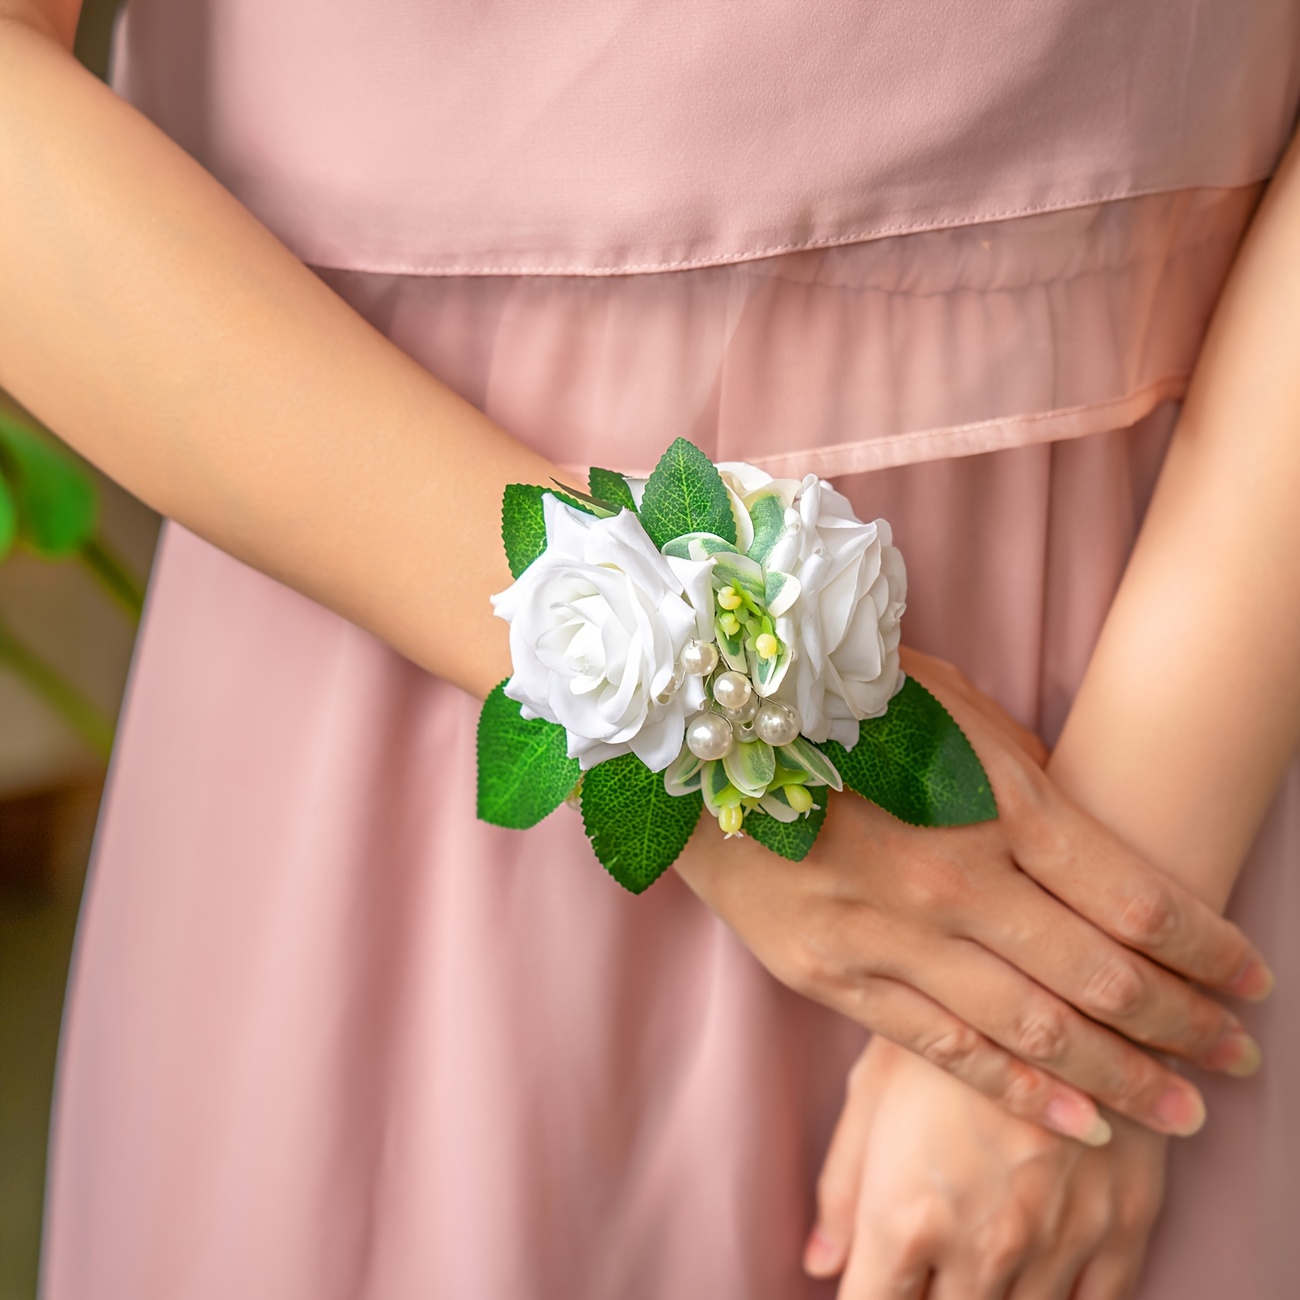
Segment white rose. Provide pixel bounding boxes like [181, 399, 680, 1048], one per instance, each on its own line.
[716, 463, 908, 748]
[490, 494, 716, 771]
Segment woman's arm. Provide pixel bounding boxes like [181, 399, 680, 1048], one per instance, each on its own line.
[802, 130, 1300, 1296]
[0, 5, 547, 698]
[1050, 127, 1300, 911]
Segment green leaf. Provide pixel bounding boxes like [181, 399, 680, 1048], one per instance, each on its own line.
[476, 681, 581, 829]
[778, 735, 843, 790]
[500, 484, 595, 579]
[638, 437, 736, 550]
[588, 467, 638, 513]
[661, 532, 739, 561]
[700, 759, 742, 817]
[581, 753, 704, 893]
[722, 738, 776, 797]
[663, 745, 703, 795]
[715, 615, 748, 673]
[746, 797, 829, 861]
[746, 492, 787, 566]
[819, 677, 997, 826]
[0, 417, 98, 556]
[763, 570, 800, 617]
[711, 551, 766, 604]
[0, 476, 16, 560]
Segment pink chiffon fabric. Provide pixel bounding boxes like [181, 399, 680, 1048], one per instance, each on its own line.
[42, 1, 1300, 1296]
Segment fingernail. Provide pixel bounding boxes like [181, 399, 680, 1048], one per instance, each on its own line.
[803, 1227, 844, 1278]
[1202, 1025, 1263, 1077]
[1045, 1096, 1112, 1146]
[1154, 1085, 1207, 1136]
[1228, 959, 1275, 1002]
[1223, 1034, 1263, 1079]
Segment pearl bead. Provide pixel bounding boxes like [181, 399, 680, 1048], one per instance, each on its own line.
[680, 639, 719, 677]
[720, 693, 758, 725]
[686, 711, 734, 761]
[712, 670, 753, 712]
[754, 701, 801, 747]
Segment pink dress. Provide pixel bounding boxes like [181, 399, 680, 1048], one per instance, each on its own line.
[42, 3, 1300, 1296]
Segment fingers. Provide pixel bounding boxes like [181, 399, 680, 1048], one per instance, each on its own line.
[930, 1261, 1016, 1300]
[902, 937, 1207, 1136]
[846, 977, 1112, 1144]
[1070, 1251, 1145, 1300]
[967, 872, 1261, 1077]
[1012, 785, 1273, 1001]
[806, 1052, 882, 1280]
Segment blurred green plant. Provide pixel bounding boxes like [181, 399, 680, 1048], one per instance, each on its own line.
[0, 409, 144, 761]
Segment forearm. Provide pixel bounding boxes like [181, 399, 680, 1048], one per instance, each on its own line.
[1050, 131, 1300, 911]
[0, 14, 559, 698]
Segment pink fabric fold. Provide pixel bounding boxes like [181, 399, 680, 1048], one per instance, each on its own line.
[318, 185, 1259, 478]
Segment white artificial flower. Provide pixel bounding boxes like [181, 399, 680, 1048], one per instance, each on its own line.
[716, 463, 908, 748]
[490, 494, 716, 771]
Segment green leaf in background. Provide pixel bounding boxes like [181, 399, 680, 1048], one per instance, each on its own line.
[0, 475, 16, 560]
[476, 681, 581, 829]
[819, 676, 997, 827]
[638, 437, 737, 551]
[588, 467, 638, 513]
[746, 797, 828, 861]
[500, 484, 597, 579]
[0, 416, 98, 556]
[581, 753, 703, 893]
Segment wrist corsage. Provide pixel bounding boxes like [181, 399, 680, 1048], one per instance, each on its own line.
[478, 438, 995, 892]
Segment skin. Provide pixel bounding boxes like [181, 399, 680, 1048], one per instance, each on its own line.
[0, 0, 1272, 1147]
[802, 124, 1300, 1297]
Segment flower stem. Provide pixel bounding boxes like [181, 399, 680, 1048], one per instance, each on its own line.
[0, 617, 115, 760]
[78, 536, 145, 621]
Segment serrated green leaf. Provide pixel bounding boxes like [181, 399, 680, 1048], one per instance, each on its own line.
[0, 417, 98, 556]
[500, 484, 596, 578]
[476, 681, 581, 829]
[763, 570, 800, 617]
[0, 476, 16, 560]
[581, 753, 703, 893]
[639, 438, 736, 550]
[819, 677, 997, 826]
[588, 467, 637, 513]
[746, 797, 829, 861]
[746, 492, 787, 566]
[500, 484, 548, 579]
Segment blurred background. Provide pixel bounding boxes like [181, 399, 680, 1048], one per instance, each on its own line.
[0, 4, 157, 1295]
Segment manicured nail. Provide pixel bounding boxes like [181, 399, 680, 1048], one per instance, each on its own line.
[1154, 1085, 1207, 1136]
[803, 1227, 844, 1278]
[1227, 959, 1275, 1002]
[1045, 1096, 1112, 1146]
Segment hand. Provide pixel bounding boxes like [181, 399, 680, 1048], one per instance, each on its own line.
[805, 1038, 1168, 1300]
[674, 649, 1271, 1140]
